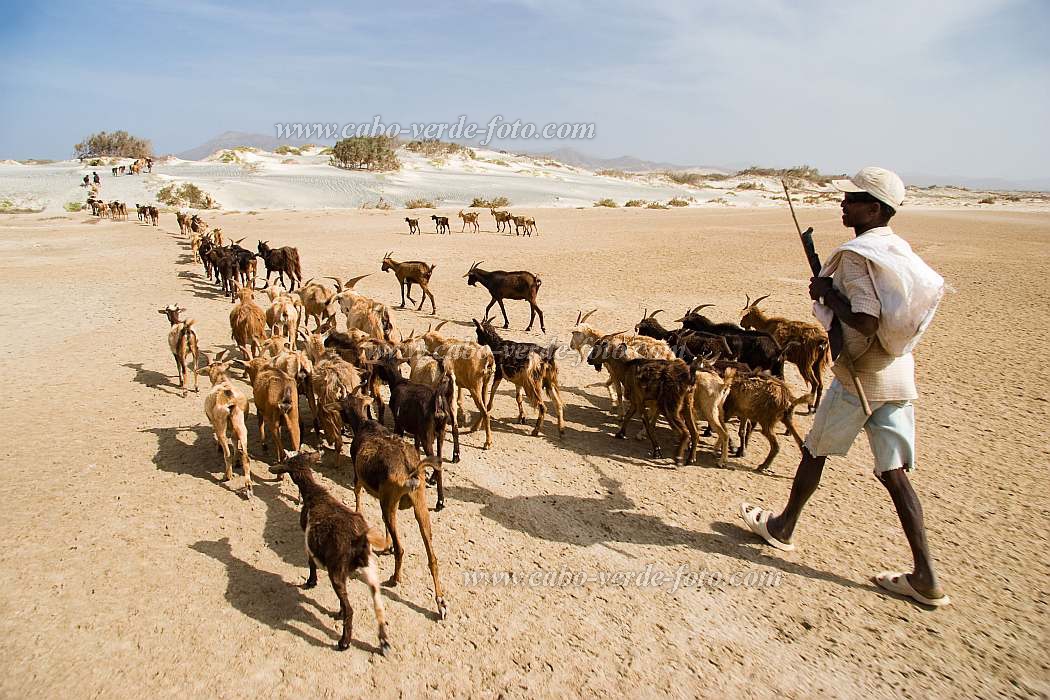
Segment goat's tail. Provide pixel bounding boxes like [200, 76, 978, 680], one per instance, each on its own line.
[290, 250, 302, 280]
[366, 527, 387, 550]
[278, 384, 294, 414]
[789, 391, 813, 411]
[816, 336, 832, 375]
[541, 344, 559, 390]
[522, 354, 545, 407]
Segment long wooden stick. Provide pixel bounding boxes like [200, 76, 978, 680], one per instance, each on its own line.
[781, 180, 872, 416]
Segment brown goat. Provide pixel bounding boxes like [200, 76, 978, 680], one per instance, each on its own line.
[464, 261, 545, 332]
[404, 217, 420, 235]
[244, 356, 301, 462]
[457, 210, 480, 233]
[229, 288, 267, 360]
[338, 391, 448, 620]
[740, 294, 830, 413]
[157, 304, 200, 392]
[381, 253, 436, 314]
[721, 373, 810, 471]
[490, 208, 512, 233]
[271, 451, 390, 653]
[431, 215, 450, 235]
[587, 339, 699, 465]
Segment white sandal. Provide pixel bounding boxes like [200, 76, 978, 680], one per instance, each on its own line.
[739, 502, 795, 551]
[874, 571, 951, 607]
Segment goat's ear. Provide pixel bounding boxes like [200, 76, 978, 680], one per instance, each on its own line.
[157, 309, 167, 314]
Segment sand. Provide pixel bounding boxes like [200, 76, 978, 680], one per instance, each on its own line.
[0, 206, 1047, 698]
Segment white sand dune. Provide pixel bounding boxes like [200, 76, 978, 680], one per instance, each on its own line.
[2, 146, 1047, 213]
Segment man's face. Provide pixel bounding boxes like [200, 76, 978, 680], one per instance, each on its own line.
[840, 191, 882, 229]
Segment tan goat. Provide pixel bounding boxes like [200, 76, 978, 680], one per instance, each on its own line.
[229, 288, 267, 360]
[740, 294, 830, 412]
[303, 333, 362, 457]
[692, 365, 736, 467]
[157, 304, 200, 392]
[418, 323, 495, 449]
[722, 373, 810, 471]
[244, 356, 301, 463]
[199, 351, 253, 496]
[457, 210, 480, 233]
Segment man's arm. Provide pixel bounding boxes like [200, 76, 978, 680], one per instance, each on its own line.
[810, 278, 880, 337]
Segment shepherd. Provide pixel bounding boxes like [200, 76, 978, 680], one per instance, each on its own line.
[740, 167, 950, 608]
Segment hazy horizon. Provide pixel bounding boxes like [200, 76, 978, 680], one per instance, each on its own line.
[2, 1, 1047, 182]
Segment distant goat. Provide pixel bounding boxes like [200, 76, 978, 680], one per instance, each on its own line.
[458, 210, 480, 233]
[381, 253, 436, 314]
[431, 215, 450, 235]
[404, 217, 420, 235]
[257, 240, 302, 291]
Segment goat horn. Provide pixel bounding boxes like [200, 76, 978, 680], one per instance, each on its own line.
[215, 349, 228, 362]
[407, 328, 415, 339]
[576, 310, 582, 325]
[234, 237, 245, 244]
[649, 309, 663, 319]
[344, 273, 371, 289]
[744, 294, 751, 310]
[753, 294, 771, 307]
[692, 304, 715, 314]
[323, 275, 343, 291]
[434, 320, 448, 332]
[581, 308, 598, 324]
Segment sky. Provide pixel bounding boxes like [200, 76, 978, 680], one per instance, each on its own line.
[1, 0, 1048, 181]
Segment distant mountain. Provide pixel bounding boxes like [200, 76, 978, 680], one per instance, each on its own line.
[514, 147, 720, 173]
[175, 130, 327, 161]
[903, 172, 1050, 193]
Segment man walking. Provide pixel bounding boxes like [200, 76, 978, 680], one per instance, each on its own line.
[740, 166, 949, 607]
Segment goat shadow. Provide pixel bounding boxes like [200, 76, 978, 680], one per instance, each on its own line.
[190, 537, 385, 652]
[446, 461, 867, 593]
[122, 362, 190, 396]
[177, 270, 229, 301]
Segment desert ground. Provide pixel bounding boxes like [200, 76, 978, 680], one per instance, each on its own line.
[0, 206, 1047, 698]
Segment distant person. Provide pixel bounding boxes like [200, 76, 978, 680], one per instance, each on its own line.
[92, 171, 100, 185]
[739, 167, 950, 608]
[82, 174, 89, 187]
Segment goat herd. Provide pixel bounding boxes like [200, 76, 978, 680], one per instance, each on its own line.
[147, 206, 830, 654]
[405, 208, 537, 236]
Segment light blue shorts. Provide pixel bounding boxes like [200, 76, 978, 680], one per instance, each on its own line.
[804, 380, 915, 475]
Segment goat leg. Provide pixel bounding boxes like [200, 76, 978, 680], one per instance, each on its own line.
[302, 559, 318, 589]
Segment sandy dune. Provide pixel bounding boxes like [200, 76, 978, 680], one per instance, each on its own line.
[0, 206, 1047, 697]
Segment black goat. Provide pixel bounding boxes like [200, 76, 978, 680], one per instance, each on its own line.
[464, 261, 545, 332]
[473, 318, 564, 438]
[270, 451, 391, 653]
[257, 240, 302, 290]
[431, 215, 450, 235]
[375, 355, 460, 511]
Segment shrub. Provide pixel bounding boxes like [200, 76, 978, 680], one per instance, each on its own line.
[64, 201, 85, 212]
[471, 195, 511, 208]
[0, 199, 43, 214]
[404, 198, 435, 209]
[624, 199, 646, 207]
[330, 135, 400, 171]
[361, 197, 393, 210]
[736, 181, 760, 190]
[594, 198, 618, 208]
[597, 169, 630, 179]
[735, 165, 838, 185]
[646, 202, 670, 209]
[319, 147, 335, 156]
[664, 171, 705, 186]
[404, 139, 475, 159]
[978, 196, 995, 204]
[667, 197, 689, 207]
[274, 145, 303, 156]
[157, 182, 218, 209]
[73, 130, 152, 160]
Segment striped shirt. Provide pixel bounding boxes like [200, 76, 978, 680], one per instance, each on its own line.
[832, 250, 918, 402]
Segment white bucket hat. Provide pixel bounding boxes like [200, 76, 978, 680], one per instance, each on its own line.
[832, 166, 905, 209]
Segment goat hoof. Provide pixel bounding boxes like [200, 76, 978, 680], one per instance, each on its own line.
[437, 599, 448, 620]
[614, 432, 627, 440]
[382, 576, 399, 588]
[452, 455, 460, 464]
[301, 579, 317, 589]
[337, 638, 351, 651]
[435, 501, 445, 512]
[379, 639, 391, 655]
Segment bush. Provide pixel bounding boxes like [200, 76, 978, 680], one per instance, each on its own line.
[978, 196, 995, 204]
[0, 199, 43, 214]
[157, 182, 218, 209]
[624, 199, 646, 207]
[594, 198, 618, 207]
[664, 171, 705, 186]
[646, 202, 670, 209]
[274, 145, 303, 156]
[360, 197, 393, 210]
[736, 181, 760, 190]
[735, 165, 837, 185]
[667, 198, 690, 207]
[471, 195, 511, 208]
[330, 135, 400, 171]
[404, 139, 475, 159]
[64, 201, 85, 212]
[73, 130, 152, 160]
[597, 169, 630, 179]
[404, 198, 435, 209]
[319, 147, 335, 156]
